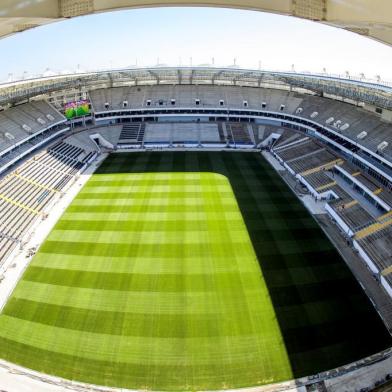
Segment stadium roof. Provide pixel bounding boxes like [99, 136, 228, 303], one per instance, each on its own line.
[1, 0, 392, 47]
[1, 67, 392, 110]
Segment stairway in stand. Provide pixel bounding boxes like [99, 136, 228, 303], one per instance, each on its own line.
[118, 123, 145, 145]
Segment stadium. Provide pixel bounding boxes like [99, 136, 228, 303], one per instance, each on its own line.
[0, 2, 392, 392]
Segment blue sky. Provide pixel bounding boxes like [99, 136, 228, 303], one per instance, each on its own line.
[1, 7, 392, 82]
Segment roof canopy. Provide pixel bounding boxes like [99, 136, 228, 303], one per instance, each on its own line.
[1, 0, 392, 46]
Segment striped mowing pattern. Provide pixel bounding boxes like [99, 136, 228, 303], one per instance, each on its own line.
[0, 168, 291, 390]
[0, 151, 390, 391]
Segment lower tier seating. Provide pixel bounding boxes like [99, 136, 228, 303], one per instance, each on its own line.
[0, 141, 94, 268]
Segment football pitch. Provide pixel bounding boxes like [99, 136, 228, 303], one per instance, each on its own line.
[0, 151, 390, 390]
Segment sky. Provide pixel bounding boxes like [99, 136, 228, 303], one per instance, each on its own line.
[1, 7, 392, 83]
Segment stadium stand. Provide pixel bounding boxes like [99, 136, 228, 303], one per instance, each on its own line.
[0, 101, 68, 174]
[0, 138, 97, 267]
[0, 74, 392, 391]
[144, 123, 173, 144]
[144, 122, 224, 145]
[274, 139, 324, 161]
[0, 101, 65, 153]
[270, 127, 392, 297]
[89, 84, 392, 161]
[118, 123, 145, 145]
[201, 123, 224, 144]
[89, 85, 304, 113]
[226, 123, 253, 145]
[358, 226, 392, 272]
[330, 202, 376, 232]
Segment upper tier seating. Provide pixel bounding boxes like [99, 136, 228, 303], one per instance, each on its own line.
[90, 85, 303, 114]
[89, 85, 392, 161]
[0, 101, 66, 156]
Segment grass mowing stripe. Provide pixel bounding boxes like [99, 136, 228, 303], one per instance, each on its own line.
[70, 197, 236, 207]
[61, 211, 243, 221]
[87, 172, 214, 182]
[4, 298, 256, 338]
[66, 203, 237, 213]
[54, 218, 244, 232]
[47, 229, 247, 245]
[258, 264, 352, 287]
[268, 279, 366, 307]
[32, 253, 255, 274]
[13, 277, 268, 315]
[23, 267, 257, 293]
[39, 240, 255, 258]
[69, 198, 304, 214]
[80, 184, 230, 193]
[76, 191, 244, 199]
[273, 299, 365, 329]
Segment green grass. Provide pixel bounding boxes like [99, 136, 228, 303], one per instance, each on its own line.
[0, 151, 390, 390]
